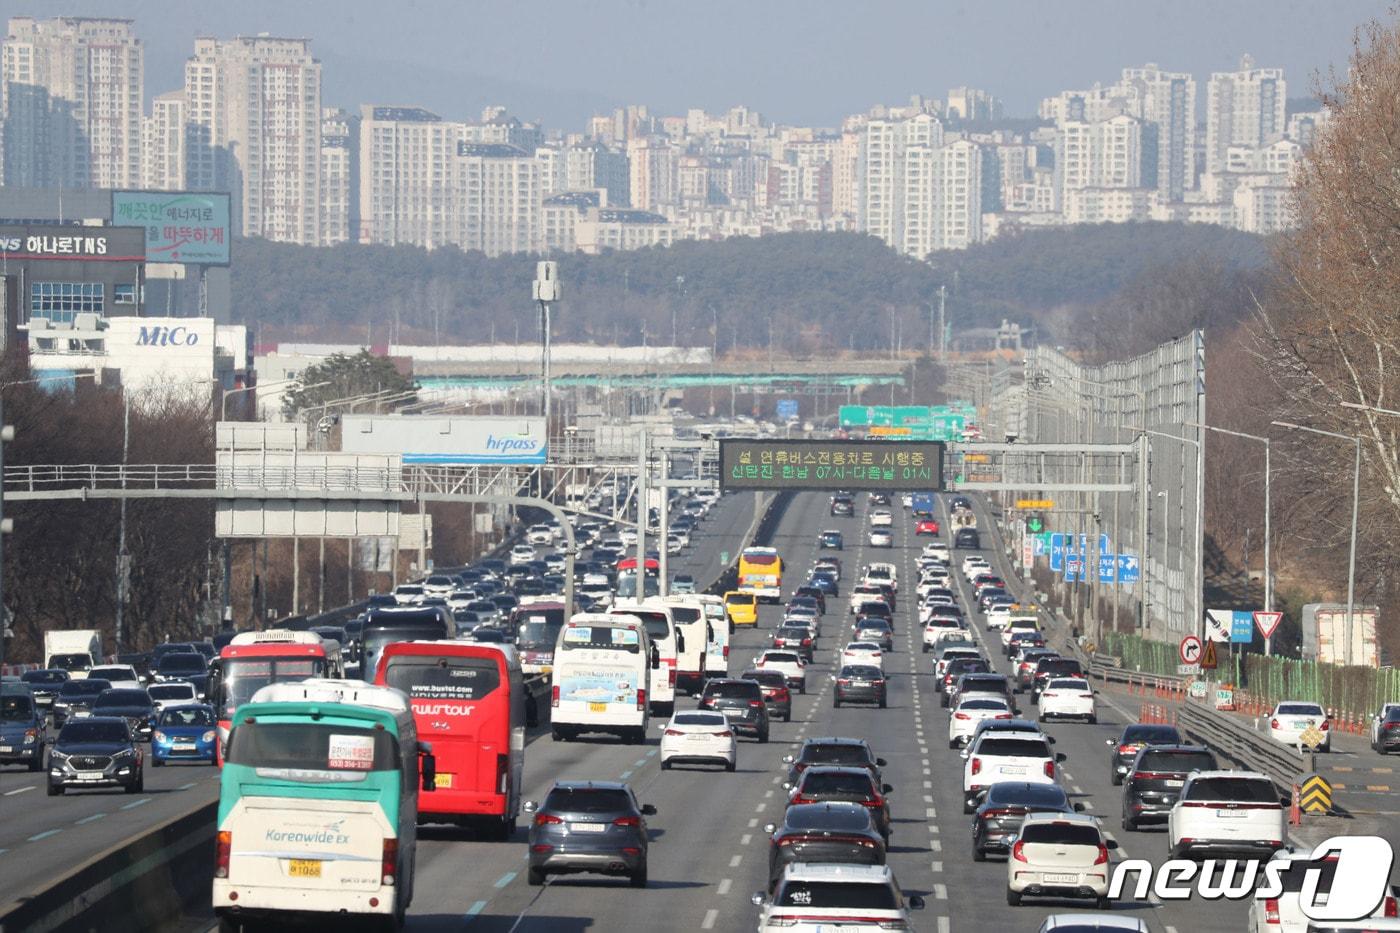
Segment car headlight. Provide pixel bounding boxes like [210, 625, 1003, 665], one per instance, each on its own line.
[113, 747, 136, 758]
[49, 750, 68, 762]
[153, 731, 167, 743]
[202, 731, 216, 743]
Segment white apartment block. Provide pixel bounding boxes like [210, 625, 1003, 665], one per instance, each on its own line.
[185, 36, 322, 244]
[575, 207, 675, 254]
[539, 189, 604, 254]
[1232, 181, 1295, 234]
[1287, 110, 1327, 149]
[1224, 138, 1300, 176]
[358, 105, 465, 248]
[628, 137, 678, 210]
[1055, 115, 1146, 208]
[1040, 84, 1140, 126]
[452, 142, 538, 257]
[1204, 56, 1286, 174]
[2, 16, 143, 190]
[1063, 187, 1152, 224]
[141, 90, 186, 190]
[945, 87, 1001, 121]
[320, 107, 354, 246]
[1120, 64, 1195, 200]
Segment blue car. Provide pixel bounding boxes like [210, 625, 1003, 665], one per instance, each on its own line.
[150, 704, 217, 766]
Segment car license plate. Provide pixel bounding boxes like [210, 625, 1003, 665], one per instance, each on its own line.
[588, 702, 607, 713]
[1001, 766, 1026, 775]
[1166, 779, 1184, 788]
[0, 745, 12, 753]
[288, 859, 322, 878]
[571, 822, 606, 833]
[1219, 810, 1247, 818]
[174, 743, 195, 751]
[1045, 873, 1077, 883]
[77, 772, 104, 781]
[435, 772, 453, 789]
[687, 734, 709, 741]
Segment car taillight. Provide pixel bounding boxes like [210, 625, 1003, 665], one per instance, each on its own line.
[1117, 744, 1138, 754]
[664, 729, 685, 736]
[802, 639, 811, 646]
[214, 830, 232, 878]
[994, 714, 1012, 720]
[716, 730, 733, 738]
[954, 712, 970, 720]
[637, 689, 647, 711]
[534, 813, 564, 825]
[750, 700, 765, 708]
[790, 794, 812, 804]
[1093, 844, 1108, 865]
[551, 685, 560, 708]
[612, 815, 641, 827]
[1320, 720, 1330, 731]
[1270, 718, 1279, 729]
[1011, 840, 1028, 862]
[1384, 894, 1397, 917]
[1044, 761, 1055, 778]
[497, 753, 509, 794]
[838, 679, 851, 686]
[1263, 898, 1281, 924]
[970, 758, 981, 775]
[381, 838, 398, 886]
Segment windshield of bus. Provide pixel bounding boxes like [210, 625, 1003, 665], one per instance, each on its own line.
[559, 625, 641, 653]
[615, 573, 660, 599]
[668, 605, 702, 625]
[384, 655, 502, 702]
[623, 609, 671, 644]
[218, 657, 325, 719]
[360, 619, 450, 680]
[514, 607, 565, 651]
[226, 721, 399, 783]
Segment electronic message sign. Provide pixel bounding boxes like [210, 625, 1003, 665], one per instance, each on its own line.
[719, 438, 945, 491]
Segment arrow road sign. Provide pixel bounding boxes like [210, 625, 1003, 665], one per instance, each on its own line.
[1254, 611, 1283, 640]
[1299, 774, 1332, 813]
[1179, 635, 1203, 665]
[1116, 554, 1140, 584]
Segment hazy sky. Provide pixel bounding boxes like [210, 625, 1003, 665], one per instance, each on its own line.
[42, 0, 1392, 128]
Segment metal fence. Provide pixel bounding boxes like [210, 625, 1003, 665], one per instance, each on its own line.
[1026, 331, 1206, 642]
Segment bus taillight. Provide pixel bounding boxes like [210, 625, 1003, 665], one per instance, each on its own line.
[636, 688, 647, 711]
[551, 685, 560, 708]
[381, 838, 398, 886]
[215, 831, 232, 878]
[497, 754, 509, 794]
[668, 667, 676, 688]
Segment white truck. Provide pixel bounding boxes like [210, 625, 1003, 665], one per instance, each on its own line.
[1301, 603, 1382, 667]
[44, 630, 101, 679]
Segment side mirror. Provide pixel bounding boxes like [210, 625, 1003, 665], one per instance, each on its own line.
[881, 784, 893, 795]
[876, 757, 887, 767]
[908, 895, 926, 910]
[763, 822, 777, 834]
[959, 749, 969, 760]
[1073, 802, 1086, 812]
[523, 800, 538, 813]
[750, 893, 766, 907]
[1280, 795, 1293, 808]
[641, 804, 657, 816]
[420, 752, 437, 792]
[1056, 753, 1067, 763]
[1105, 839, 1119, 850]
[1105, 738, 1115, 747]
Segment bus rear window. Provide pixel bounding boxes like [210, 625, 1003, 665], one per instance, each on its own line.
[560, 626, 640, 652]
[743, 553, 779, 566]
[227, 723, 399, 777]
[384, 657, 501, 701]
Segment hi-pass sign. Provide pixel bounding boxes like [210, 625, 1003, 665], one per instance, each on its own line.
[719, 438, 946, 491]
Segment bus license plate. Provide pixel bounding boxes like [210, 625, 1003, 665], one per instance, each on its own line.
[435, 772, 453, 789]
[588, 702, 607, 713]
[288, 859, 322, 877]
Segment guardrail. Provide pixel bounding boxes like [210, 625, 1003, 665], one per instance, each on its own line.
[1176, 699, 1307, 791]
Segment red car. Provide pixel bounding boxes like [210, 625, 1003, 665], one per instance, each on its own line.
[915, 519, 940, 535]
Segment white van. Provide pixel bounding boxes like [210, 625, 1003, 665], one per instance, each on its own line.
[608, 602, 678, 714]
[694, 594, 731, 678]
[660, 596, 711, 695]
[550, 613, 652, 744]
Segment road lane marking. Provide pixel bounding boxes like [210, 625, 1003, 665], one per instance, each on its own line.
[618, 770, 633, 779]
[75, 813, 106, 825]
[928, 824, 939, 834]
[718, 878, 732, 895]
[493, 871, 516, 888]
[771, 775, 781, 784]
[177, 781, 197, 790]
[729, 854, 742, 868]
[931, 860, 943, 872]
[925, 807, 937, 818]
[634, 759, 647, 767]
[3, 786, 34, 796]
[741, 834, 752, 845]
[702, 909, 718, 929]
[755, 803, 766, 812]
[465, 900, 487, 918]
[937, 918, 950, 933]
[120, 798, 150, 811]
[764, 789, 774, 798]
[748, 818, 758, 828]
[933, 883, 947, 900]
[923, 794, 933, 803]
[27, 829, 61, 842]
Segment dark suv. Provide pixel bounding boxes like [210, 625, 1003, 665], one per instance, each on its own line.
[89, 689, 157, 742]
[48, 717, 144, 795]
[1106, 724, 1182, 785]
[830, 495, 854, 517]
[525, 781, 656, 887]
[18, 669, 68, 710]
[940, 657, 991, 706]
[783, 737, 886, 787]
[787, 766, 893, 842]
[772, 626, 815, 662]
[1029, 657, 1085, 703]
[0, 690, 48, 771]
[698, 678, 770, 742]
[1120, 745, 1218, 831]
[740, 669, 792, 722]
[50, 678, 113, 727]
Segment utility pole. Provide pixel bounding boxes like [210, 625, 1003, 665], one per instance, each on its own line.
[0, 402, 13, 674]
[937, 285, 946, 357]
[116, 391, 130, 652]
[658, 446, 670, 597]
[532, 261, 562, 433]
[636, 429, 648, 594]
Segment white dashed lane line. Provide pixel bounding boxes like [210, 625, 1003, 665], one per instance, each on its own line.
[702, 908, 718, 929]
[717, 878, 732, 895]
[3, 786, 34, 796]
[728, 854, 743, 868]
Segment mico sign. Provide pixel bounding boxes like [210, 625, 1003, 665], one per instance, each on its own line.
[136, 325, 199, 347]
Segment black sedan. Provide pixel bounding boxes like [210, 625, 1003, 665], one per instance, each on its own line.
[88, 688, 157, 742]
[1106, 723, 1182, 785]
[764, 802, 886, 891]
[50, 678, 113, 727]
[971, 781, 1082, 860]
[833, 664, 887, 708]
[48, 717, 144, 795]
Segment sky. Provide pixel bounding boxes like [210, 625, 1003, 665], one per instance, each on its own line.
[35, 0, 1393, 129]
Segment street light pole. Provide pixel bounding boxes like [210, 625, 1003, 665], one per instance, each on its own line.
[1271, 420, 1361, 666]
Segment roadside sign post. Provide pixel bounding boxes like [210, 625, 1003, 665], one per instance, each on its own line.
[1178, 635, 1203, 666]
[1254, 610, 1283, 656]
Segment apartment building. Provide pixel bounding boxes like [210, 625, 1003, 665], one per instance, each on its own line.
[141, 90, 186, 190]
[2, 16, 143, 190]
[1204, 55, 1286, 174]
[185, 35, 322, 244]
[357, 105, 464, 248]
[452, 142, 538, 257]
[628, 136, 678, 210]
[1120, 63, 1195, 200]
[320, 107, 356, 246]
[575, 207, 675, 254]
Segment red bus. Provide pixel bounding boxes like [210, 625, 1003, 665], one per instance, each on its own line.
[208, 631, 329, 763]
[616, 557, 660, 600]
[374, 640, 526, 838]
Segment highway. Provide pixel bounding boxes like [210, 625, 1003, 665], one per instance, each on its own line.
[7, 485, 1396, 931]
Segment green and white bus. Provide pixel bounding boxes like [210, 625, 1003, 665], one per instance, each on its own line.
[212, 679, 437, 932]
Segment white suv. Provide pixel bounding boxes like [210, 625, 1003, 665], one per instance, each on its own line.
[509, 543, 537, 565]
[1167, 771, 1287, 860]
[754, 650, 807, 693]
[754, 864, 925, 932]
[1249, 846, 1399, 932]
[1005, 812, 1116, 909]
[962, 731, 1064, 813]
[962, 556, 991, 580]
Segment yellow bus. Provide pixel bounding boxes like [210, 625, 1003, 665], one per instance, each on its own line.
[738, 547, 783, 603]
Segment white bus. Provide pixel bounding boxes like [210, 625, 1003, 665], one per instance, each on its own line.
[550, 614, 652, 744]
[609, 602, 678, 715]
[659, 596, 711, 695]
[694, 594, 731, 679]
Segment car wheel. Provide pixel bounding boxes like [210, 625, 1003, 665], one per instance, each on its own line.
[47, 783, 62, 796]
[940, 695, 949, 708]
[833, 698, 841, 708]
[948, 739, 958, 749]
[1087, 715, 1097, 725]
[1122, 812, 1137, 832]
[1006, 889, 1022, 907]
[726, 760, 736, 773]
[661, 759, 671, 770]
[783, 712, 791, 723]
[630, 864, 648, 888]
[152, 757, 165, 767]
[759, 730, 770, 744]
[878, 697, 887, 709]
[551, 728, 567, 742]
[527, 867, 546, 886]
[28, 751, 43, 773]
[921, 645, 929, 654]
[1110, 771, 1122, 787]
[1095, 895, 1111, 910]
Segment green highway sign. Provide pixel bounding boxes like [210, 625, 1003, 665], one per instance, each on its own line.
[719, 438, 946, 491]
